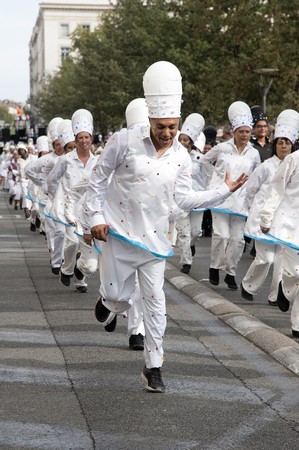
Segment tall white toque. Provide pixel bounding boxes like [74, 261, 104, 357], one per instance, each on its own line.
[58, 119, 75, 148]
[125, 98, 149, 129]
[143, 61, 182, 118]
[71, 109, 93, 136]
[194, 132, 206, 152]
[180, 113, 205, 143]
[48, 117, 64, 142]
[274, 109, 299, 144]
[36, 136, 50, 154]
[228, 101, 253, 131]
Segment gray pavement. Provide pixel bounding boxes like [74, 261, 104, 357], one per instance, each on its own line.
[1, 191, 299, 449]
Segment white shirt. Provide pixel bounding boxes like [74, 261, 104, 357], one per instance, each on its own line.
[260, 151, 299, 249]
[86, 125, 231, 257]
[201, 138, 261, 214]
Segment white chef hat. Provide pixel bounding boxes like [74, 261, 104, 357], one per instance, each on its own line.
[180, 113, 205, 143]
[143, 61, 182, 118]
[228, 101, 253, 131]
[48, 117, 63, 142]
[71, 109, 93, 136]
[17, 142, 28, 152]
[125, 98, 149, 130]
[194, 132, 206, 152]
[36, 135, 50, 154]
[274, 109, 299, 144]
[58, 119, 75, 148]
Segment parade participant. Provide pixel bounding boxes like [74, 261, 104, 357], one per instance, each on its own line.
[241, 111, 296, 304]
[176, 113, 206, 273]
[250, 106, 273, 162]
[26, 118, 65, 271]
[202, 101, 260, 290]
[260, 109, 299, 337]
[86, 61, 248, 393]
[16, 143, 31, 218]
[48, 109, 97, 293]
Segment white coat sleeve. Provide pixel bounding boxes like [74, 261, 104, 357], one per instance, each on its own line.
[25, 158, 45, 186]
[243, 164, 268, 213]
[260, 156, 296, 228]
[47, 156, 67, 201]
[86, 132, 127, 228]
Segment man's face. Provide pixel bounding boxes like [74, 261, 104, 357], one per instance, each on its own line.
[254, 120, 268, 138]
[75, 132, 92, 151]
[53, 139, 64, 156]
[149, 118, 180, 150]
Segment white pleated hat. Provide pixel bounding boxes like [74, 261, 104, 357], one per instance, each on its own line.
[274, 109, 299, 143]
[228, 101, 253, 131]
[58, 119, 75, 148]
[125, 98, 149, 129]
[180, 113, 205, 143]
[36, 136, 50, 154]
[143, 61, 182, 118]
[71, 109, 93, 136]
[194, 132, 206, 152]
[48, 117, 63, 142]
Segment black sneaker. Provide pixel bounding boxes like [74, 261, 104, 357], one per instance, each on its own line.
[209, 268, 219, 285]
[74, 254, 84, 280]
[60, 271, 72, 287]
[142, 367, 165, 393]
[292, 329, 299, 338]
[51, 266, 60, 275]
[190, 245, 196, 257]
[180, 264, 191, 274]
[95, 297, 110, 322]
[104, 315, 117, 332]
[76, 286, 88, 293]
[35, 217, 41, 229]
[30, 222, 36, 232]
[224, 274, 238, 290]
[129, 333, 144, 350]
[277, 281, 289, 312]
[241, 283, 253, 301]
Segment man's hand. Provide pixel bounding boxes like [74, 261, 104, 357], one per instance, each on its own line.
[91, 224, 109, 242]
[83, 233, 93, 246]
[260, 226, 270, 234]
[225, 170, 248, 192]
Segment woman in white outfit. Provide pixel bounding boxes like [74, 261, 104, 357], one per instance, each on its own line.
[260, 109, 299, 337]
[241, 119, 295, 304]
[202, 101, 261, 289]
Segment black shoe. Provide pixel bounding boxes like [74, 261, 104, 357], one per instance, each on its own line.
[60, 271, 72, 287]
[190, 245, 196, 257]
[180, 264, 191, 274]
[76, 285, 88, 293]
[250, 246, 256, 257]
[292, 329, 299, 338]
[95, 297, 111, 322]
[35, 217, 41, 229]
[51, 266, 60, 275]
[104, 315, 117, 332]
[224, 274, 238, 290]
[74, 255, 84, 280]
[277, 281, 289, 312]
[209, 268, 219, 286]
[39, 230, 46, 236]
[141, 367, 165, 393]
[241, 283, 253, 301]
[129, 333, 144, 350]
[9, 195, 14, 205]
[268, 299, 278, 306]
[30, 222, 36, 232]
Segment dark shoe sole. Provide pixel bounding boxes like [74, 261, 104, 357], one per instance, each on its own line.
[104, 315, 117, 332]
[241, 283, 253, 301]
[95, 298, 110, 322]
[277, 282, 289, 312]
[141, 373, 165, 393]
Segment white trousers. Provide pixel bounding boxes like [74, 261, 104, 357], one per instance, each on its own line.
[100, 236, 166, 368]
[127, 279, 145, 336]
[61, 227, 87, 287]
[45, 218, 65, 268]
[242, 242, 282, 301]
[210, 212, 246, 276]
[280, 245, 299, 332]
[176, 212, 203, 265]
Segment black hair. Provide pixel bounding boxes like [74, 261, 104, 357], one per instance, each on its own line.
[272, 137, 295, 156]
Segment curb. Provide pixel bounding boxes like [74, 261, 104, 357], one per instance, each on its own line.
[165, 263, 299, 376]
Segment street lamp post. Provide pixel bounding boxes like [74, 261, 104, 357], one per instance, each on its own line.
[253, 68, 279, 114]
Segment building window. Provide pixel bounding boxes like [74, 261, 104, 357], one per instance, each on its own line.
[60, 24, 69, 37]
[81, 24, 90, 31]
[61, 47, 70, 62]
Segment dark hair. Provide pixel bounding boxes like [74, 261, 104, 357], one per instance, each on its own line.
[272, 137, 295, 156]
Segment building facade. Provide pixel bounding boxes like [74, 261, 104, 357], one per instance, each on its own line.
[29, 0, 113, 101]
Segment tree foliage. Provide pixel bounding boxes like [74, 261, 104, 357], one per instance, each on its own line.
[34, 0, 299, 133]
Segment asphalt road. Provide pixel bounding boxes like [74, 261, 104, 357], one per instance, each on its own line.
[1, 191, 299, 450]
